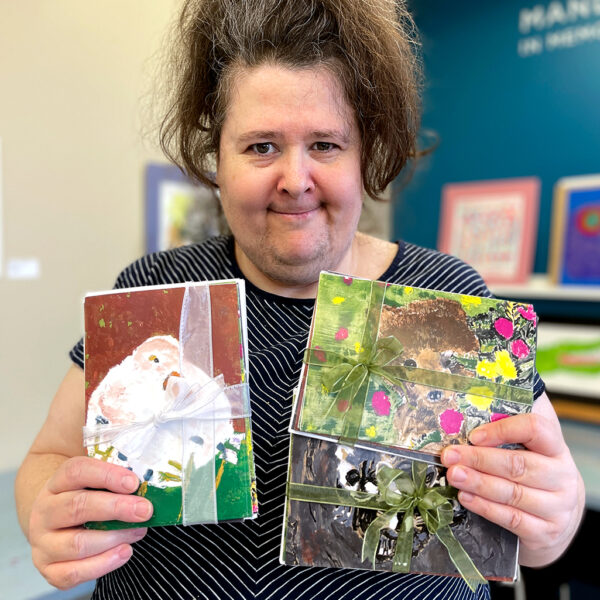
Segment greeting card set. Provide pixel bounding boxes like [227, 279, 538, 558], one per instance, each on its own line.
[281, 272, 537, 588]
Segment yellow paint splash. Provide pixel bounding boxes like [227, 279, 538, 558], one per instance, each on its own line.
[466, 394, 493, 411]
[495, 350, 517, 380]
[366, 425, 377, 438]
[461, 295, 482, 306]
[215, 459, 226, 489]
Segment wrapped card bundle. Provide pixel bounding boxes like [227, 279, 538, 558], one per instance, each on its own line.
[290, 272, 537, 461]
[83, 280, 257, 529]
[281, 435, 517, 587]
[282, 271, 539, 587]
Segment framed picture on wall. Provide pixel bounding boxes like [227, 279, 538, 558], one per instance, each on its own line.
[145, 163, 225, 253]
[548, 174, 600, 286]
[438, 177, 540, 285]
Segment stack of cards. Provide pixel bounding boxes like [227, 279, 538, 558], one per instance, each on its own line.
[281, 272, 538, 586]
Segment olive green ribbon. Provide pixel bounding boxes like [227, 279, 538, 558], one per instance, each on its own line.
[304, 335, 408, 442]
[287, 461, 486, 591]
[303, 281, 532, 443]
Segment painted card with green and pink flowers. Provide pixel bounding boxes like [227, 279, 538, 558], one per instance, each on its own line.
[290, 272, 537, 463]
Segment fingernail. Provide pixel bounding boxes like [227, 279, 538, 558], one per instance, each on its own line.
[469, 429, 486, 445]
[442, 448, 460, 466]
[132, 528, 147, 541]
[122, 475, 138, 492]
[134, 501, 152, 520]
[118, 545, 133, 560]
[459, 491, 474, 503]
[452, 466, 467, 483]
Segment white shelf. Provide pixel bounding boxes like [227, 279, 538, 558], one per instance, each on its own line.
[489, 274, 600, 302]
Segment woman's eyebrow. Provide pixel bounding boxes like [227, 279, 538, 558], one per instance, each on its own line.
[237, 130, 278, 142]
[312, 129, 350, 143]
[237, 129, 350, 142]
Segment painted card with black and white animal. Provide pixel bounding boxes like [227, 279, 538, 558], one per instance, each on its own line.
[281, 435, 518, 583]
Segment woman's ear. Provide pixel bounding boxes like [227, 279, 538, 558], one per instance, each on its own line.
[213, 152, 220, 188]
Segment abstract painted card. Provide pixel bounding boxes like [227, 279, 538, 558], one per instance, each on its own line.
[548, 174, 600, 285]
[83, 280, 257, 529]
[281, 435, 518, 585]
[290, 272, 536, 461]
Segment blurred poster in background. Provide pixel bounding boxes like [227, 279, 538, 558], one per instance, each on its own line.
[537, 321, 600, 403]
[145, 163, 227, 253]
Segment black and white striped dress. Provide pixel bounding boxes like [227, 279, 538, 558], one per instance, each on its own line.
[70, 236, 544, 600]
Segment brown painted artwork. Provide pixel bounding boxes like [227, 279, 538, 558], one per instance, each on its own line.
[282, 435, 518, 581]
[379, 299, 480, 452]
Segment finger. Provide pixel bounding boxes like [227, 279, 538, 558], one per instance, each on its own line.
[440, 445, 565, 491]
[41, 543, 134, 590]
[467, 413, 565, 457]
[37, 527, 147, 563]
[42, 490, 153, 530]
[455, 490, 552, 542]
[48, 456, 140, 495]
[444, 464, 563, 520]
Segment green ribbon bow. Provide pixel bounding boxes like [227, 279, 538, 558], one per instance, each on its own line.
[303, 280, 532, 444]
[304, 335, 407, 443]
[287, 461, 486, 592]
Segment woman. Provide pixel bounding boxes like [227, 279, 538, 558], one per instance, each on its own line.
[15, 1, 584, 599]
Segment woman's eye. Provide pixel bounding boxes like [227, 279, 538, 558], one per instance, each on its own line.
[250, 143, 274, 155]
[313, 142, 335, 152]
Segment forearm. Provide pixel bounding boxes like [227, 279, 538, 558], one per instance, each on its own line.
[15, 451, 70, 539]
[518, 469, 586, 567]
[15, 365, 87, 539]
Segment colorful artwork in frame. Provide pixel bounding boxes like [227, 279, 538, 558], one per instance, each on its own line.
[438, 177, 540, 285]
[83, 279, 257, 529]
[145, 163, 225, 253]
[281, 435, 518, 584]
[290, 272, 536, 463]
[548, 174, 600, 286]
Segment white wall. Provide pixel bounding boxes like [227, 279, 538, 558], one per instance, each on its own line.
[0, 1, 179, 473]
[0, 0, 391, 476]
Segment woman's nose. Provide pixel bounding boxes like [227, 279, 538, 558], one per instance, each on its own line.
[276, 151, 315, 198]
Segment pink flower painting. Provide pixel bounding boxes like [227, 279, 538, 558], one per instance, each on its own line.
[510, 339, 530, 358]
[313, 345, 327, 363]
[371, 391, 391, 416]
[517, 305, 537, 322]
[335, 327, 349, 341]
[491, 412, 510, 423]
[439, 409, 464, 435]
[337, 399, 350, 413]
[494, 318, 514, 339]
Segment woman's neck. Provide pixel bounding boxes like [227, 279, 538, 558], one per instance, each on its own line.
[233, 232, 399, 299]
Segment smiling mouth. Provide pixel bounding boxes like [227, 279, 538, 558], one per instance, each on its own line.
[269, 206, 320, 217]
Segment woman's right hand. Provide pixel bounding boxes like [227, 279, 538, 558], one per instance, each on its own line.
[28, 455, 153, 590]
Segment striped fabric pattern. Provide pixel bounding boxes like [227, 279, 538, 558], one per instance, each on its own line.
[70, 236, 542, 600]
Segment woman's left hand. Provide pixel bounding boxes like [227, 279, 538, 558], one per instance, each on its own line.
[440, 392, 585, 567]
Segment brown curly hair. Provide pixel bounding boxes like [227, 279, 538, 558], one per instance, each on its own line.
[159, 0, 423, 200]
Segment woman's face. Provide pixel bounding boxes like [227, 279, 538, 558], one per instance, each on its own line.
[216, 63, 363, 293]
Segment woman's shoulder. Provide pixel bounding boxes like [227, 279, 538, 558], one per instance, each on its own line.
[383, 240, 493, 297]
[113, 236, 235, 289]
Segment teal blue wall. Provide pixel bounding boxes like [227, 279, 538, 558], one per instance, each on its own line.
[395, 0, 600, 280]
